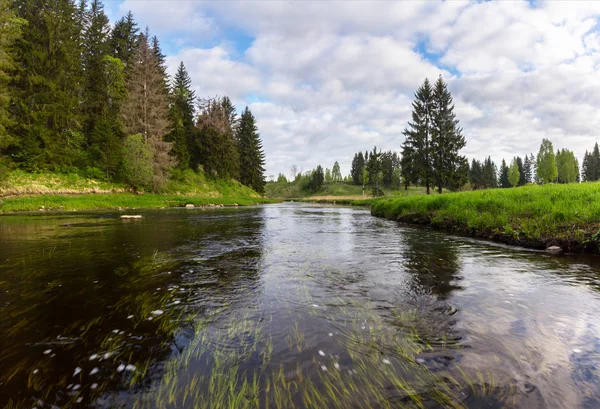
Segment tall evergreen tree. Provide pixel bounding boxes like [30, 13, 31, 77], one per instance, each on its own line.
[168, 62, 196, 169]
[350, 152, 365, 185]
[431, 76, 466, 193]
[470, 159, 484, 189]
[196, 97, 239, 179]
[536, 138, 557, 184]
[237, 107, 265, 193]
[8, 0, 85, 169]
[109, 11, 139, 68]
[482, 157, 498, 188]
[402, 78, 434, 194]
[81, 0, 111, 137]
[366, 146, 382, 193]
[121, 32, 173, 189]
[515, 156, 525, 186]
[499, 159, 510, 188]
[0, 0, 24, 149]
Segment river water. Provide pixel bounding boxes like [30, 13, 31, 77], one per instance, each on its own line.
[1, 203, 600, 409]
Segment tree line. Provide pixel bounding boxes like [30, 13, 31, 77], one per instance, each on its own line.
[0, 0, 266, 193]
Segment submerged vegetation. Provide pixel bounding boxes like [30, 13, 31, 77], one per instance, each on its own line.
[371, 182, 600, 252]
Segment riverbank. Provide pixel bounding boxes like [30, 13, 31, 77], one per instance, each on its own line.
[369, 182, 600, 253]
[0, 170, 276, 213]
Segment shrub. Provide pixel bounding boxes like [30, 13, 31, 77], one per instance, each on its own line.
[121, 134, 153, 191]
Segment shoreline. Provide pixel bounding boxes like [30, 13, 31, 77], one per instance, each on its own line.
[0, 193, 278, 214]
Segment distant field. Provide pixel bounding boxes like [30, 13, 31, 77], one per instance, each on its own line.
[265, 181, 428, 199]
[370, 182, 600, 253]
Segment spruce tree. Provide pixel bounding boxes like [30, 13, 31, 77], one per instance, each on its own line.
[121, 32, 174, 189]
[402, 78, 434, 194]
[0, 0, 23, 148]
[9, 0, 85, 169]
[483, 157, 498, 188]
[196, 97, 240, 179]
[592, 143, 600, 181]
[351, 152, 364, 185]
[168, 62, 196, 169]
[237, 107, 265, 193]
[536, 138, 557, 184]
[109, 11, 139, 68]
[81, 0, 111, 138]
[499, 159, 510, 188]
[516, 156, 525, 186]
[431, 76, 466, 193]
[582, 150, 593, 182]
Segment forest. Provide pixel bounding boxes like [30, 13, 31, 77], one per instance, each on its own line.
[0, 0, 266, 194]
[269, 77, 598, 198]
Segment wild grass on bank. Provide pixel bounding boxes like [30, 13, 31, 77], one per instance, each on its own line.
[370, 182, 600, 251]
[0, 169, 275, 213]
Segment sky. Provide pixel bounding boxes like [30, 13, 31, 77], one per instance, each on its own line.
[105, 0, 600, 179]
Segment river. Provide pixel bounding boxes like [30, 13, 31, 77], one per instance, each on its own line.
[1, 203, 599, 408]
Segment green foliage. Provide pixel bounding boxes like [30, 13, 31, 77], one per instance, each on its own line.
[582, 142, 600, 182]
[556, 148, 579, 184]
[168, 62, 196, 169]
[499, 159, 510, 188]
[350, 152, 365, 185]
[8, 0, 85, 170]
[331, 161, 342, 182]
[508, 158, 520, 187]
[0, 0, 24, 142]
[402, 78, 434, 193]
[371, 182, 600, 247]
[109, 11, 139, 68]
[121, 134, 153, 190]
[431, 76, 466, 194]
[536, 138, 557, 183]
[237, 107, 266, 193]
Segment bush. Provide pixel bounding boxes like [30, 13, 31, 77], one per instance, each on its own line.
[121, 134, 153, 190]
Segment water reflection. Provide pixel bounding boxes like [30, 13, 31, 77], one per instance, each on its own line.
[0, 204, 599, 408]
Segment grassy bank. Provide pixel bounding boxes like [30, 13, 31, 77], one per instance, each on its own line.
[0, 170, 275, 213]
[370, 182, 600, 253]
[266, 180, 429, 201]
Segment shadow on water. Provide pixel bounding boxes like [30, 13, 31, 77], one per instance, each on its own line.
[1, 203, 600, 408]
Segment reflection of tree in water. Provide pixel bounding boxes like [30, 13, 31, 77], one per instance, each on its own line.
[0, 209, 266, 409]
[400, 229, 463, 300]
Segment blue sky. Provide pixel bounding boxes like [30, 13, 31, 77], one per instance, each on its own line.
[104, 0, 600, 178]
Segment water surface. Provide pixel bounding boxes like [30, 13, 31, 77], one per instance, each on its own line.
[1, 203, 600, 408]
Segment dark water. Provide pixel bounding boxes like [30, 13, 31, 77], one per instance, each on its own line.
[1, 204, 600, 409]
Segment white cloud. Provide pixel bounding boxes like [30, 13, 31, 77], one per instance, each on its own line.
[125, 0, 600, 176]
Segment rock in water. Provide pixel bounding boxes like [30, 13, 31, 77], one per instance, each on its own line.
[546, 245, 563, 254]
[120, 215, 142, 220]
[185, 204, 195, 209]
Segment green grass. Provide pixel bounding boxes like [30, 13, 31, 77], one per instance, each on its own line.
[370, 182, 600, 252]
[265, 180, 429, 201]
[0, 169, 276, 213]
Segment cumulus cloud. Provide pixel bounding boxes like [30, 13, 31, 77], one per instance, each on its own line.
[122, 0, 600, 176]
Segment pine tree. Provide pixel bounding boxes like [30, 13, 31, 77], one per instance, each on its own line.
[431, 76, 466, 194]
[536, 138, 557, 184]
[592, 143, 600, 181]
[109, 11, 139, 68]
[470, 159, 483, 189]
[151, 34, 169, 93]
[237, 107, 266, 193]
[523, 155, 531, 184]
[121, 32, 174, 189]
[168, 62, 196, 169]
[0, 0, 24, 149]
[366, 146, 382, 193]
[582, 150, 593, 182]
[8, 0, 86, 170]
[402, 78, 434, 194]
[499, 159, 510, 188]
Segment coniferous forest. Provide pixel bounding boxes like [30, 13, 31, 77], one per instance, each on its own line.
[0, 0, 266, 194]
